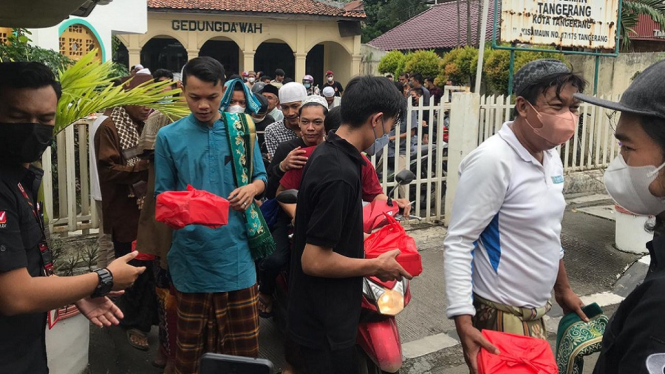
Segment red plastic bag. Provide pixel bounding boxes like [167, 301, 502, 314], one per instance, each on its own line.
[363, 199, 399, 234]
[364, 213, 422, 276]
[155, 185, 230, 230]
[478, 330, 557, 374]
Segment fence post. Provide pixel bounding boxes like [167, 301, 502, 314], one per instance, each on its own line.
[444, 93, 480, 226]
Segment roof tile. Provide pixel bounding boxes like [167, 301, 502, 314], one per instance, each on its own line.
[368, 0, 495, 51]
[148, 0, 366, 19]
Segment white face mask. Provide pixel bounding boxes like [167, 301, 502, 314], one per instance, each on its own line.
[248, 77, 256, 83]
[604, 154, 665, 215]
[253, 115, 266, 122]
[327, 76, 333, 82]
[227, 105, 245, 114]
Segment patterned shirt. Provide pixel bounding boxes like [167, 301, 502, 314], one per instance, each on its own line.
[264, 120, 299, 159]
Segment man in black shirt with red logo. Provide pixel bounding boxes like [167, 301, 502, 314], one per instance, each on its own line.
[288, 76, 412, 374]
[0, 62, 145, 374]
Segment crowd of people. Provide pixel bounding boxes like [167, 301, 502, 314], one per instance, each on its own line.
[1, 55, 665, 374]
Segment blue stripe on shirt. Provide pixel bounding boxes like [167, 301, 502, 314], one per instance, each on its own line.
[480, 213, 501, 273]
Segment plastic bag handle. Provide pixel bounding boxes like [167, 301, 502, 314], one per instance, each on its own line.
[383, 212, 400, 228]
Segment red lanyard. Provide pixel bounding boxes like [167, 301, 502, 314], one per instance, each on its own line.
[17, 182, 53, 276]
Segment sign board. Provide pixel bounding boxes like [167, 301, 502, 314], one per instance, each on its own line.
[500, 0, 620, 50]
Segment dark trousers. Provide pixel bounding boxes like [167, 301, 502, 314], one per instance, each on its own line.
[112, 239, 157, 333]
[258, 214, 291, 295]
[296, 343, 358, 374]
[112, 239, 132, 259]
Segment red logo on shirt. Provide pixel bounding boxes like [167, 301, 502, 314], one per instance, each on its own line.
[0, 211, 6, 224]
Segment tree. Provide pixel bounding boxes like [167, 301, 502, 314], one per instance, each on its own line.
[0, 28, 72, 74]
[404, 50, 441, 78]
[362, 0, 429, 43]
[378, 50, 406, 75]
[621, 0, 665, 50]
[483, 48, 567, 94]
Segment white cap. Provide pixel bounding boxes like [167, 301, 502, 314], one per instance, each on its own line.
[136, 68, 151, 75]
[278, 82, 308, 104]
[134, 64, 144, 70]
[322, 86, 335, 98]
[300, 95, 329, 109]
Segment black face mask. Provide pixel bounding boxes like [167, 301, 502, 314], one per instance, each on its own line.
[0, 123, 54, 163]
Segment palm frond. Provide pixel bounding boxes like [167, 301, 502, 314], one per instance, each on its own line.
[55, 50, 189, 133]
[621, 0, 665, 50]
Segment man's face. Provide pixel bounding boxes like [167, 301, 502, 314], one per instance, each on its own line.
[263, 77, 272, 84]
[0, 86, 57, 126]
[281, 101, 302, 128]
[124, 104, 151, 122]
[158, 77, 173, 93]
[325, 96, 334, 106]
[299, 105, 326, 146]
[276, 75, 284, 83]
[230, 90, 247, 108]
[262, 93, 279, 112]
[410, 91, 421, 105]
[326, 74, 334, 82]
[183, 75, 224, 124]
[399, 76, 407, 85]
[518, 82, 580, 150]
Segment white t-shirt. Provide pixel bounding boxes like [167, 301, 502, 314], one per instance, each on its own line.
[444, 122, 566, 318]
[89, 114, 108, 202]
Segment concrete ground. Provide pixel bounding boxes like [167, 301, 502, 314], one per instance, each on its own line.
[87, 194, 648, 374]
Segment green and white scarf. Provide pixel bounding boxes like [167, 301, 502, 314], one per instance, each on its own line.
[222, 111, 275, 260]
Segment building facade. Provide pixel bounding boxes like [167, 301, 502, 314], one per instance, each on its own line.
[116, 0, 365, 87]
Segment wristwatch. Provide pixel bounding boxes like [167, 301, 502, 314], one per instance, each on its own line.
[91, 268, 114, 298]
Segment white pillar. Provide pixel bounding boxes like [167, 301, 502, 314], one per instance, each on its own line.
[444, 93, 480, 225]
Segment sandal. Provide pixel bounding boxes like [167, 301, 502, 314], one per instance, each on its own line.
[258, 292, 274, 318]
[126, 328, 149, 351]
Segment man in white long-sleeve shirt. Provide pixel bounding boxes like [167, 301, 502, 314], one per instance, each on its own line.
[444, 60, 589, 373]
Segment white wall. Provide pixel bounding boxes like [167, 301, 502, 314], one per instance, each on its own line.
[29, 0, 147, 62]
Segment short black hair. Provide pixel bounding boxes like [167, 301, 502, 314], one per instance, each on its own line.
[411, 87, 424, 96]
[399, 73, 408, 78]
[229, 74, 241, 81]
[233, 81, 245, 91]
[341, 76, 404, 128]
[325, 106, 342, 133]
[0, 61, 62, 99]
[153, 68, 174, 83]
[515, 72, 587, 116]
[393, 81, 404, 92]
[386, 74, 393, 78]
[275, 69, 285, 77]
[298, 102, 328, 117]
[262, 76, 272, 81]
[182, 57, 225, 87]
[412, 73, 423, 84]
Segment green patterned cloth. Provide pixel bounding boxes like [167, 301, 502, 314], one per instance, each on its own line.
[556, 303, 608, 374]
[222, 111, 275, 260]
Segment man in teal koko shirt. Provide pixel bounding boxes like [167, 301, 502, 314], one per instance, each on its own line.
[154, 57, 267, 374]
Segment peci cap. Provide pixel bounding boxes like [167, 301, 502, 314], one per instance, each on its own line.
[576, 60, 665, 120]
[121, 72, 153, 90]
[322, 86, 335, 97]
[513, 59, 570, 96]
[248, 70, 256, 76]
[326, 70, 334, 76]
[275, 68, 285, 77]
[262, 83, 279, 97]
[300, 95, 329, 109]
[279, 82, 307, 104]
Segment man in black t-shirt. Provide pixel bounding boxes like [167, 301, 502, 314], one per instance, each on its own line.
[288, 76, 412, 374]
[323, 70, 344, 97]
[0, 62, 144, 374]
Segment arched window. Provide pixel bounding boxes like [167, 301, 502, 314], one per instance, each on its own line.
[59, 24, 101, 61]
